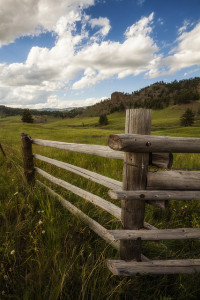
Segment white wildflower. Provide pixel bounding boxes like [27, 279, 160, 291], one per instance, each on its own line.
[10, 250, 15, 255]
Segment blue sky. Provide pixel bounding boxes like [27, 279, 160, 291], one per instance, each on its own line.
[0, 0, 200, 109]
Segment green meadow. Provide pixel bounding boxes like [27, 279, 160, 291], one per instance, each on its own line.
[1, 105, 200, 299]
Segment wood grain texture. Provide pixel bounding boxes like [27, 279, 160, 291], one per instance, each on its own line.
[108, 228, 200, 240]
[32, 139, 123, 160]
[121, 109, 152, 261]
[32, 138, 172, 169]
[108, 133, 200, 153]
[109, 190, 200, 201]
[107, 259, 200, 275]
[147, 171, 200, 190]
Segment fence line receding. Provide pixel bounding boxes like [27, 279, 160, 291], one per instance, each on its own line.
[21, 108, 200, 276]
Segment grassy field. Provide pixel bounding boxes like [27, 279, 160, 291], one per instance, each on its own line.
[1, 106, 200, 299]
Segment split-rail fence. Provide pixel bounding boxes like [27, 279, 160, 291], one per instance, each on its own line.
[21, 109, 200, 275]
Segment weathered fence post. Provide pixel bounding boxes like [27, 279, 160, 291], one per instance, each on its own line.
[120, 109, 152, 261]
[21, 133, 35, 185]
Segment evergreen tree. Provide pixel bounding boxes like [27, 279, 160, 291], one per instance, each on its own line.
[180, 108, 195, 126]
[99, 114, 108, 125]
[21, 109, 34, 123]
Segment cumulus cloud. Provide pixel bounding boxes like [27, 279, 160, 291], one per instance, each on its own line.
[2, 5, 200, 109]
[0, 11, 161, 107]
[7, 95, 107, 110]
[159, 22, 200, 76]
[0, 0, 94, 46]
[89, 17, 111, 39]
[73, 12, 159, 88]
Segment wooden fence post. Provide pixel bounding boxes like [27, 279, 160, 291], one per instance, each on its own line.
[120, 109, 152, 261]
[21, 133, 35, 185]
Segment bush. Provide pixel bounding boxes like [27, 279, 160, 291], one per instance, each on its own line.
[99, 114, 108, 125]
[21, 109, 34, 123]
[180, 108, 195, 126]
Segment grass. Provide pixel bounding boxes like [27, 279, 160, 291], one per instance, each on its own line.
[1, 107, 200, 299]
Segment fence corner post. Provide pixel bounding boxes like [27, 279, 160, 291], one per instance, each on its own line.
[120, 108, 152, 261]
[21, 132, 35, 185]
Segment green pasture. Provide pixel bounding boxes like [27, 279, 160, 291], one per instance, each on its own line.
[1, 107, 200, 299]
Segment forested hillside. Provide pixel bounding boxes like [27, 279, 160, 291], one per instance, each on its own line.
[1, 77, 200, 119]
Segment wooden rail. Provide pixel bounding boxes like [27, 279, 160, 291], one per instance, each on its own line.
[21, 108, 200, 276]
[109, 133, 200, 153]
[108, 228, 200, 241]
[35, 167, 121, 220]
[36, 180, 119, 250]
[107, 259, 200, 275]
[36, 180, 150, 262]
[34, 153, 121, 190]
[109, 190, 200, 201]
[32, 139, 173, 169]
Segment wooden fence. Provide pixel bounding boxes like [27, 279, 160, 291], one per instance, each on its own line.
[21, 109, 200, 276]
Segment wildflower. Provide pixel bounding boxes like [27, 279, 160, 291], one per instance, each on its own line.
[10, 250, 15, 255]
[38, 220, 43, 225]
[38, 210, 40, 213]
[3, 275, 8, 280]
[42, 230, 45, 234]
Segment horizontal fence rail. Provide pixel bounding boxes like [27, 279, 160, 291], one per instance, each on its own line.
[108, 228, 200, 241]
[109, 190, 200, 201]
[36, 180, 119, 250]
[108, 133, 200, 153]
[21, 107, 200, 276]
[35, 166, 155, 230]
[32, 138, 172, 169]
[107, 259, 200, 275]
[147, 171, 200, 190]
[35, 167, 121, 220]
[36, 180, 149, 262]
[34, 154, 121, 190]
[32, 139, 123, 160]
[34, 154, 166, 209]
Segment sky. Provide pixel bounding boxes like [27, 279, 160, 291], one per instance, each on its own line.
[0, 0, 200, 110]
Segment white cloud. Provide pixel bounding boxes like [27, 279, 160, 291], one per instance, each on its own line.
[89, 17, 111, 39]
[6, 95, 107, 110]
[0, 0, 94, 46]
[0, 12, 161, 108]
[178, 19, 191, 35]
[159, 22, 200, 76]
[125, 12, 154, 38]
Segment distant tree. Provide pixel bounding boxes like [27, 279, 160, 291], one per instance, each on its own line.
[99, 114, 108, 125]
[180, 108, 195, 126]
[21, 109, 34, 123]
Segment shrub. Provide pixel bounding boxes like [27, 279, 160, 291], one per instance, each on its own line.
[180, 108, 195, 126]
[99, 114, 108, 125]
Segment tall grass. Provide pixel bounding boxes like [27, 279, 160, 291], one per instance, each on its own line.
[1, 109, 200, 299]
